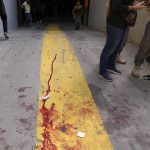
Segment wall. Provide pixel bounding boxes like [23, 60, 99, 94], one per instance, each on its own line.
[0, 0, 18, 33]
[88, 0, 108, 32]
[88, 0, 150, 45]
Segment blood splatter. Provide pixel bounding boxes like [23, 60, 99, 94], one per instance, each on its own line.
[0, 128, 6, 134]
[18, 95, 26, 99]
[18, 87, 32, 93]
[63, 140, 82, 150]
[45, 54, 57, 97]
[38, 54, 58, 150]
[20, 102, 34, 112]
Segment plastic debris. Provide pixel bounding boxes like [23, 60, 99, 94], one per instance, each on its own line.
[77, 132, 85, 138]
[40, 95, 50, 100]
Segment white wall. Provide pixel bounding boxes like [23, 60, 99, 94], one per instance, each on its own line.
[88, 0, 150, 45]
[88, 0, 108, 32]
[0, 0, 18, 33]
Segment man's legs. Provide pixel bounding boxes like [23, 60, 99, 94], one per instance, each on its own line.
[132, 20, 150, 77]
[116, 27, 130, 64]
[108, 27, 127, 70]
[99, 24, 125, 81]
[75, 16, 80, 30]
[28, 13, 32, 26]
[1, 14, 9, 39]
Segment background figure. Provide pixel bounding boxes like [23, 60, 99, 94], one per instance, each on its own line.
[72, 1, 83, 30]
[35, 0, 43, 23]
[132, 18, 150, 78]
[52, 0, 59, 17]
[21, 0, 32, 27]
[0, 0, 9, 39]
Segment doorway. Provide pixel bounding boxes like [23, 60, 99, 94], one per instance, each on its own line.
[17, 0, 90, 26]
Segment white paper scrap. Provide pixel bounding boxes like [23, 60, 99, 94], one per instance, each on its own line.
[77, 132, 85, 138]
[40, 95, 50, 100]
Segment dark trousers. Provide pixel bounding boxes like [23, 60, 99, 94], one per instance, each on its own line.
[118, 27, 130, 54]
[75, 15, 81, 29]
[99, 24, 127, 74]
[25, 13, 32, 27]
[134, 20, 150, 66]
[1, 13, 8, 33]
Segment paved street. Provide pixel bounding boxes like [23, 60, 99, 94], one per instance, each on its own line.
[0, 23, 150, 150]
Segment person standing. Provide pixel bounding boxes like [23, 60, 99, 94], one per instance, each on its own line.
[21, 0, 32, 27]
[72, 1, 84, 30]
[132, 17, 150, 78]
[0, 0, 9, 39]
[99, 0, 146, 82]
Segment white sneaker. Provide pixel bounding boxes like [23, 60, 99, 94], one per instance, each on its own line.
[132, 65, 141, 78]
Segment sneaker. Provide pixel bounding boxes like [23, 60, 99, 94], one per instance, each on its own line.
[107, 67, 121, 75]
[132, 65, 141, 78]
[99, 72, 113, 82]
[4, 33, 9, 40]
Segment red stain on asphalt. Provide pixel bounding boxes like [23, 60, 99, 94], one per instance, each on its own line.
[39, 54, 58, 150]
[80, 107, 93, 116]
[19, 118, 32, 131]
[63, 140, 81, 150]
[66, 103, 74, 111]
[64, 92, 68, 97]
[20, 102, 34, 112]
[0, 128, 6, 134]
[45, 54, 57, 97]
[113, 115, 130, 124]
[18, 95, 27, 99]
[40, 103, 58, 150]
[18, 87, 32, 92]
[37, 54, 83, 149]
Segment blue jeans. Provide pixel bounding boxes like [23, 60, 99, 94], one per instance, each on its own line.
[118, 27, 130, 54]
[99, 24, 127, 74]
[26, 13, 32, 27]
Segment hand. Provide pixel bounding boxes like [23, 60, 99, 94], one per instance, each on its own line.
[134, 1, 146, 10]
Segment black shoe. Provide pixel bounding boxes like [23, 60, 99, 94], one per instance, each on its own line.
[107, 67, 121, 75]
[99, 72, 113, 82]
[4, 33, 9, 40]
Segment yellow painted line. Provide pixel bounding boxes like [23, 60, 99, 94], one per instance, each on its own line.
[36, 25, 114, 150]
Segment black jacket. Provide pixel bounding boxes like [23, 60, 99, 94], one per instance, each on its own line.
[0, 0, 6, 16]
[107, 0, 134, 28]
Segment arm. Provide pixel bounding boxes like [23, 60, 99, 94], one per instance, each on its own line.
[80, 6, 84, 16]
[128, 1, 146, 10]
[111, 0, 146, 12]
[21, 2, 25, 9]
[72, 6, 76, 15]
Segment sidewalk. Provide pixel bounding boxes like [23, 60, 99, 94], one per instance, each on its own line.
[0, 24, 150, 150]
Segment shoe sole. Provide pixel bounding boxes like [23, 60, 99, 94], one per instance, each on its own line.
[116, 61, 126, 65]
[99, 75, 113, 82]
[107, 69, 121, 75]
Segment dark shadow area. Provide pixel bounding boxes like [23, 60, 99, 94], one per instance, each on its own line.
[17, 0, 86, 26]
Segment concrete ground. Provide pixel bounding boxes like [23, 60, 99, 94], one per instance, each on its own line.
[0, 23, 150, 150]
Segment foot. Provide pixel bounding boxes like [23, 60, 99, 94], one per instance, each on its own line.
[116, 55, 126, 64]
[107, 67, 121, 75]
[132, 65, 141, 78]
[4, 33, 9, 40]
[99, 72, 113, 82]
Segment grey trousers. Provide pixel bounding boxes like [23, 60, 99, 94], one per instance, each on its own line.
[134, 20, 150, 66]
